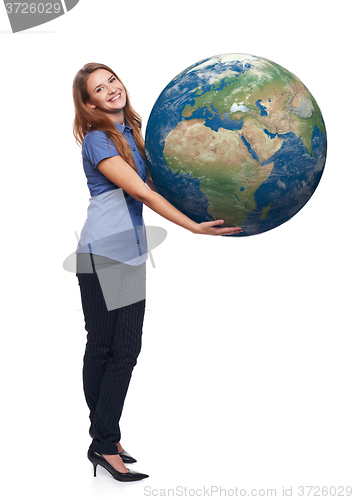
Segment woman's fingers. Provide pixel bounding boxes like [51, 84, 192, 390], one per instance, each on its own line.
[217, 228, 243, 235]
[198, 220, 242, 235]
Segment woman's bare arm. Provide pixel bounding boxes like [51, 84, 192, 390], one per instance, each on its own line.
[98, 155, 242, 236]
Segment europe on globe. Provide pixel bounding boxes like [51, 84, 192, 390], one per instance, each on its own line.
[145, 54, 327, 236]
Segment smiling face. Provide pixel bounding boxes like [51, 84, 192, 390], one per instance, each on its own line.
[85, 69, 127, 122]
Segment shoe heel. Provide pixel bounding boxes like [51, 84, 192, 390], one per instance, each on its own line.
[93, 463, 97, 477]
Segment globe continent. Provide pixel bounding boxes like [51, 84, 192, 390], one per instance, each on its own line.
[145, 54, 327, 236]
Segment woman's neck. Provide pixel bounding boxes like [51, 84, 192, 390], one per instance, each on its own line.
[105, 109, 125, 125]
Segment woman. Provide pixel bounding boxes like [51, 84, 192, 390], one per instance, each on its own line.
[73, 62, 242, 483]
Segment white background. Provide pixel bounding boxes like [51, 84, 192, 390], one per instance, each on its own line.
[0, 1, 353, 498]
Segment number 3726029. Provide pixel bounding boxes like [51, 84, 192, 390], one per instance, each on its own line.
[5, 3, 61, 14]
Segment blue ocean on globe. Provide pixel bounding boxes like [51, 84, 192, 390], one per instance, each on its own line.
[145, 54, 327, 236]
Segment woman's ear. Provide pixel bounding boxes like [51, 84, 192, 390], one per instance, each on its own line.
[85, 101, 96, 109]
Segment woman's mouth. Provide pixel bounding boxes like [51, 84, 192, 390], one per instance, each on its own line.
[108, 93, 121, 102]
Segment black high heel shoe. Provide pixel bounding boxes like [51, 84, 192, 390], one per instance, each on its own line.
[87, 449, 149, 482]
[89, 425, 137, 464]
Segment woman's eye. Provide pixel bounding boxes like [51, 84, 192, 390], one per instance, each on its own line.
[96, 87, 103, 93]
[110, 77, 116, 83]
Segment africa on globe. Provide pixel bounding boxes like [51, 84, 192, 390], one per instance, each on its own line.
[145, 54, 327, 236]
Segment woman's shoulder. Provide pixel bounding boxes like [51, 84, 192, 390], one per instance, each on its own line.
[82, 129, 108, 146]
[82, 129, 117, 152]
[82, 129, 118, 166]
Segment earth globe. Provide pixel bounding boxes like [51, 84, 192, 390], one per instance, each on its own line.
[145, 54, 327, 236]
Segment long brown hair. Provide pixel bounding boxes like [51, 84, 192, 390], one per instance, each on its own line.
[73, 62, 145, 172]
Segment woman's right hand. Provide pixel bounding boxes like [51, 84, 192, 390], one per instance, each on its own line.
[193, 220, 242, 236]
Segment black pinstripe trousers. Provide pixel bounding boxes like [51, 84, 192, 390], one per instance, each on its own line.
[76, 253, 146, 455]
